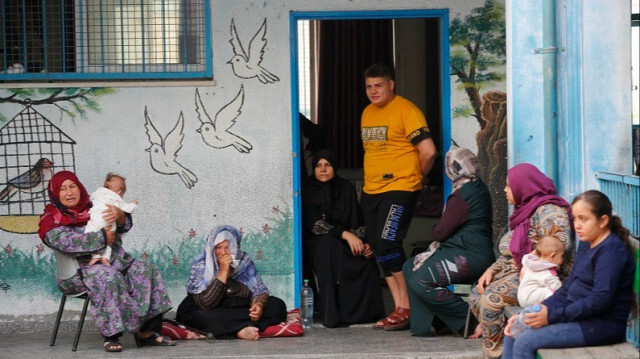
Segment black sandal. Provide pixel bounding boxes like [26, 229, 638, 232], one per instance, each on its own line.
[104, 340, 122, 352]
[138, 332, 176, 347]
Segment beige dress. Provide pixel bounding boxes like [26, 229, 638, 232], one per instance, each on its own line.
[468, 204, 572, 359]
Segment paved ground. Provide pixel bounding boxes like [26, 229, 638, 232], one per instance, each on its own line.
[0, 322, 484, 359]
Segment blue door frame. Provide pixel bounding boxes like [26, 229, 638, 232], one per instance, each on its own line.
[289, 9, 451, 306]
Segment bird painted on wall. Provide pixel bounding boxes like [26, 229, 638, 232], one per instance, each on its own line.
[144, 108, 198, 189]
[195, 86, 253, 154]
[0, 158, 54, 203]
[228, 18, 280, 84]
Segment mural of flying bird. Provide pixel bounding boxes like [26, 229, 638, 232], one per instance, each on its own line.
[227, 18, 280, 84]
[195, 86, 253, 154]
[144, 108, 198, 189]
[0, 158, 53, 202]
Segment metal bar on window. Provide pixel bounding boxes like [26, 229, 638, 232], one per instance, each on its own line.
[21, 0, 28, 69]
[99, 0, 105, 71]
[61, 0, 66, 72]
[79, 0, 85, 72]
[42, 0, 48, 72]
[1, 0, 6, 71]
[140, 0, 145, 72]
[162, 0, 166, 72]
[182, 0, 187, 71]
[120, 0, 125, 72]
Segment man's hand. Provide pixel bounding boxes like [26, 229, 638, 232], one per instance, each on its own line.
[415, 137, 437, 176]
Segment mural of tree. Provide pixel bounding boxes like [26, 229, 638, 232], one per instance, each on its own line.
[0, 88, 116, 123]
[450, 0, 508, 241]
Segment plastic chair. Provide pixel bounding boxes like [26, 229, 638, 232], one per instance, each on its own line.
[50, 291, 90, 351]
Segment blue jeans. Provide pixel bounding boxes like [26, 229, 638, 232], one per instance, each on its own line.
[502, 322, 586, 359]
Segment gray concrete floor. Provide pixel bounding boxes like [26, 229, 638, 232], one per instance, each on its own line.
[0, 323, 483, 359]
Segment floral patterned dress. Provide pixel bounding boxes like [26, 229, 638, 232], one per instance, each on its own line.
[468, 204, 572, 359]
[44, 217, 172, 337]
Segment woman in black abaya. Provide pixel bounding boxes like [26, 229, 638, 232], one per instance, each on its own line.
[302, 149, 385, 328]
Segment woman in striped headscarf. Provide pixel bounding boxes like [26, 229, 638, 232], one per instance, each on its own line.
[402, 145, 494, 337]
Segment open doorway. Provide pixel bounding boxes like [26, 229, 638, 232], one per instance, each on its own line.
[290, 10, 451, 305]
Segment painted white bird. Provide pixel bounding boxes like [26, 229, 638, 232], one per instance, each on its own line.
[227, 18, 280, 84]
[144, 108, 198, 189]
[0, 158, 53, 202]
[195, 86, 253, 153]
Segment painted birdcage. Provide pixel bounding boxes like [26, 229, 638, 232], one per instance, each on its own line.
[0, 103, 76, 233]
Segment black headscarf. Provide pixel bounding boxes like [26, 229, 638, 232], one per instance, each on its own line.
[302, 150, 361, 231]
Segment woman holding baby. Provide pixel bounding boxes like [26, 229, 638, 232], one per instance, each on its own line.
[38, 171, 175, 352]
[467, 163, 574, 359]
[176, 225, 287, 340]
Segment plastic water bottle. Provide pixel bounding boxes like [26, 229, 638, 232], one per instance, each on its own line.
[511, 304, 541, 338]
[300, 279, 314, 330]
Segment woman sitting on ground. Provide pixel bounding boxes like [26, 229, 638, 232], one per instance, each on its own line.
[402, 145, 494, 337]
[302, 149, 385, 327]
[38, 171, 174, 353]
[176, 225, 287, 340]
[501, 190, 636, 359]
[468, 163, 574, 359]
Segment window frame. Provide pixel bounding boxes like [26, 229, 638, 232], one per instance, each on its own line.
[0, 0, 213, 82]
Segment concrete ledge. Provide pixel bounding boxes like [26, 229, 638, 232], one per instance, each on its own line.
[537, 342, 638, 359]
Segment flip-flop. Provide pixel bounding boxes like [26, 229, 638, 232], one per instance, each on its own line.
[104, 340, 122, 352]
[137, 332, 176, 346]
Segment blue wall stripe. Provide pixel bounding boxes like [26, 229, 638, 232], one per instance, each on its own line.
[204, 0, 213, 77]
[289, 11, 302, 307]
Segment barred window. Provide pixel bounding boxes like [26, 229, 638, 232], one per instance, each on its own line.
[0, 0, 211, 81]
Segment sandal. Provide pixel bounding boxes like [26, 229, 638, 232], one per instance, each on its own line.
[104, 340, 122, 352]
[373, 308, 399, 330]
[383, 307, 410, 331]
[137, 332, 176, 347]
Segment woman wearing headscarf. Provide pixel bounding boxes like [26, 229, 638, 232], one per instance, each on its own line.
[176, 225, 286, 340]
[401, 146, 494, 337]
[302, 149, 385, 328]
[38, 171, 174, 353]
[468, 163, 573, 359]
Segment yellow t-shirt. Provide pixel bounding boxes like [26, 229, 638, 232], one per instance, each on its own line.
[361, 95, 430, 194]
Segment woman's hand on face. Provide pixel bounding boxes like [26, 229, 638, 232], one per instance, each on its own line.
[102, 204, 126, 226]
[362, 243, 374, 259]
[249, 303, 263, 321]
[503, 315, 518, 337]
[103, 227, 116, 246]
[217, 253, 233, 276]
[343, 231, 364, 256]
[477, 268, 497, 294]
[523, 304, 549, 328]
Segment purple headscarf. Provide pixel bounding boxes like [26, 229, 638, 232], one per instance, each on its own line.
[507, 163, 572, 269]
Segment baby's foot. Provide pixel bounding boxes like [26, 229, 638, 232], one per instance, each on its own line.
[101, 257, 111, 266]
[88, 257, 100, 266]
[237, 326, 259, 341]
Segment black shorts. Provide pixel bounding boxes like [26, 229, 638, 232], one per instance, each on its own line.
[360, 190, 419, 275]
